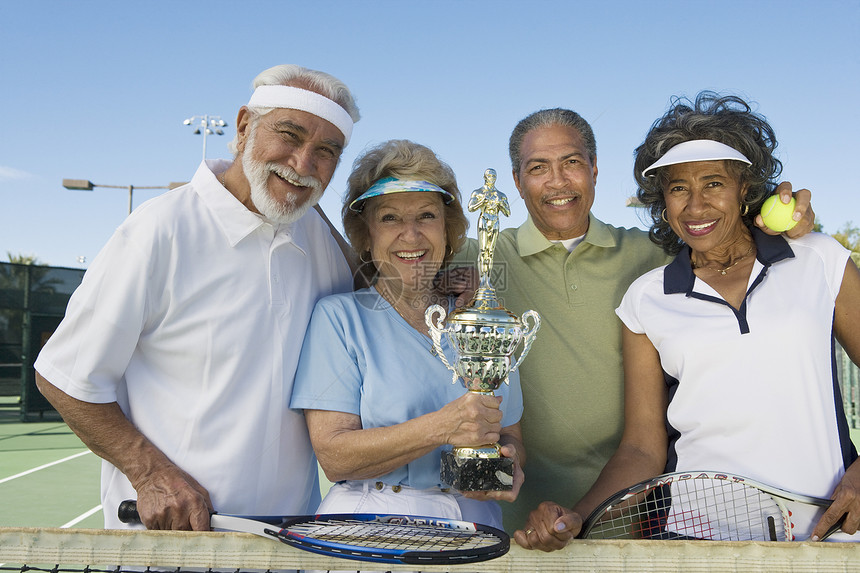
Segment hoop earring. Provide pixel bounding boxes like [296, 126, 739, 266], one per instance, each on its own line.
[661, 209, 669, 223]
[740, 204, 749, 216]
[359, 251, 372, 264]
[446, 244, 454, 256]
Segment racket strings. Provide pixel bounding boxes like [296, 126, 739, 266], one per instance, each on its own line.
[587, 478, 792, 541]
[666, 480, 788, 541]
[286, 520, 501, 551]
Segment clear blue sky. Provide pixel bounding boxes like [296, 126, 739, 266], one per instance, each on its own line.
[1, 0, 857, 268]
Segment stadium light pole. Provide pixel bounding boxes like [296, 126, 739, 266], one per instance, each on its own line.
[183, 115, 228, 160]
[62, 179, 186, 215]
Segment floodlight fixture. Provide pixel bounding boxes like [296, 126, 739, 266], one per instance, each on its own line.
[184, 114, 229, 160]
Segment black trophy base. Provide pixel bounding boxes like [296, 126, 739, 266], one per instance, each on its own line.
[440, 450, 513, 491]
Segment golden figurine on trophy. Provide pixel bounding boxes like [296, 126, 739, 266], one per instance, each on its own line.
[468, 168, 510, 289]
[425, 168, 540, 491]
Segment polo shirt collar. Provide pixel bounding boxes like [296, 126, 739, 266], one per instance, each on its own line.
[516, 213, 616, 256]
[664, 227, 795, 294]
[193, 160, 308, 253]
[193, 160, 264, 247]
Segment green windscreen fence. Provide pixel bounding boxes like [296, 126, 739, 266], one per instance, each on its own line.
[0, 262, 85, 420]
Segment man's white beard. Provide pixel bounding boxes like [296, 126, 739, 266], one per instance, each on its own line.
[241, 128, 325, 224]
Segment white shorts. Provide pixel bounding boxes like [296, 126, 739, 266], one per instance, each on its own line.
[318, 480, 503, 529]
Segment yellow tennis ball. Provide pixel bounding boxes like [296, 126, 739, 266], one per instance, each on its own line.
[760, 194, 798, 232]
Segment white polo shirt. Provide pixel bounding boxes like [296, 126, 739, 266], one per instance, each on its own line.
[35, 159, 352, 527]
[617, 230, 856, 539]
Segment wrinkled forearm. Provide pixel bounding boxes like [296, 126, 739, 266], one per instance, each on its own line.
[308, 392, 505, 483]
[36, 372, 176, 489]
[312, 412, 444, 482]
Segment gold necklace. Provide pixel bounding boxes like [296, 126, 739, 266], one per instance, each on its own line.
[692, 244, 755, 276]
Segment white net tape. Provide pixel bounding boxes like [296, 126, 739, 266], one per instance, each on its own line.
[2, 527, 860, 573]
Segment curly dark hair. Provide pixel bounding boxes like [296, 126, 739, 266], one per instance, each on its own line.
[633, 91, 783, 255]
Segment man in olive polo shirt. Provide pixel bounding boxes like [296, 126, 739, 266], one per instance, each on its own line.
[453, 108, 667, 531]
[452, 107, 813, 533]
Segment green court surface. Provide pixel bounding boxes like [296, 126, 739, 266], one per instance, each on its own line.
[0, 397, 102, 528]
[2, 394, 859, 530]
[0, 396, 334, 529]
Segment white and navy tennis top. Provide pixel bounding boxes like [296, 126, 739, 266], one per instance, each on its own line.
[617, 230, 857, 539]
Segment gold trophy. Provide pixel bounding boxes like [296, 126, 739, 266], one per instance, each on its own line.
[425, 168, 540, 491]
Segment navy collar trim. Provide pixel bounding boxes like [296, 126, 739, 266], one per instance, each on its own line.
[664, 228, 795, 295]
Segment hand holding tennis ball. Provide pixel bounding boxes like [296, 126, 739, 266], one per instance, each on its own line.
[760, 194, 798, 232]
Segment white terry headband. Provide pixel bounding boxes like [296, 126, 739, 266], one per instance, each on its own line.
[247, 85, 354, 146]
[642, 139, 751, 177]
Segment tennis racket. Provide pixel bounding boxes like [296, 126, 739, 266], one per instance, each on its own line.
[578, 471, 844, 541]
[118, 500, 508, 565]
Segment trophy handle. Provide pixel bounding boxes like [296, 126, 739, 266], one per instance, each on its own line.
[425, 304, 458, 383]
[511, 310, 541, 374]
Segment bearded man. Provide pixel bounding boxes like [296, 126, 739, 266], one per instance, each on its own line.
[34, 65, 359, 531]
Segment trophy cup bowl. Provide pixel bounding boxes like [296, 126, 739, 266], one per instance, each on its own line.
[426, 302, 540, 491]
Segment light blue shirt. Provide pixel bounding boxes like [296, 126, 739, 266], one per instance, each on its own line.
[292, 287, 523, 490]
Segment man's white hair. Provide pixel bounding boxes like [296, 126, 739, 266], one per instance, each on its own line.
[228, 64, 360, 156]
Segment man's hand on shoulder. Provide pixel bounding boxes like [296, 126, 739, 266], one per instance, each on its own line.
[434, 265, 478, 308]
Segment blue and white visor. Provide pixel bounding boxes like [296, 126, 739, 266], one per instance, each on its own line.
[348, 177, 455, 213]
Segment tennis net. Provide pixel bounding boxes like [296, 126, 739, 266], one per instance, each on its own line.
[2, 526, 859, 573]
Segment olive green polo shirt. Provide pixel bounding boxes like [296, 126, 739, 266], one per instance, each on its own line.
[451, 214, 671, 532]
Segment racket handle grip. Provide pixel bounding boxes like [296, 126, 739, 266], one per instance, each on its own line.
[118, 500, 142, 524]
